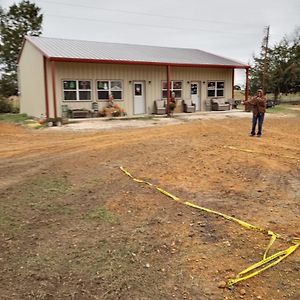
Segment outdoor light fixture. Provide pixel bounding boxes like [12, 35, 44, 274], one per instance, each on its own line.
[129, 81, 132, 84]
[148, 81, 151, 84]
[187, 81, 190, 84]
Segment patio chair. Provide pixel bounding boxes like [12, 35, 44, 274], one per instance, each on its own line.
[228, 99, 241, 109]
[183, 99, 196, 113]
[211, 98, 230, 111]
[154, 100, 166, 115]
[91, 101, 99, 117]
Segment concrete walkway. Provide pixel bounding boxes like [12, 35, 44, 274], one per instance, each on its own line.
[47, 109, 253, 132]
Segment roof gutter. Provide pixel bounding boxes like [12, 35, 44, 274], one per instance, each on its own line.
[48, 57, 249, 69]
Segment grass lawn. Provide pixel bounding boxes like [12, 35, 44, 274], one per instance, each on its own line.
[0, 113, 31, 123]
[0, 113, 45, 129]
[267, 104, 300, 115]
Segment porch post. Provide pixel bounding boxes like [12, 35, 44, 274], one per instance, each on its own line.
[232, 68, 235, 99]
[43, 57, 50, 118]
[167, 65, 171, 115]
[51, 61, 57, 119]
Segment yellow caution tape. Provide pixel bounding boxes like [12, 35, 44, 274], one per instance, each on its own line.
[224, 145, 300, 162]
[120, 166, 299, 287]
[227, 241, 300, 286]
[263, 231, 278, 260]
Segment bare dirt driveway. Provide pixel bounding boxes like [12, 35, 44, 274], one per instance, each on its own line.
[0, 113, 300, 300]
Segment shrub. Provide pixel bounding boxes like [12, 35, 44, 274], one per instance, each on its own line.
[0, 97, 20, 113]
[0, 97, 11, 113]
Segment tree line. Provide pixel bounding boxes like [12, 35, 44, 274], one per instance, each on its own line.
[250, 28, 300, 99]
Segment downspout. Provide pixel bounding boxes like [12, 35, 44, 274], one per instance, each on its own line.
[245, 67, 250, 102]
[51, 61, 57, 118]
[167, 65, 171, 115]
[232, 68, 235, 99]
[43, 57, 50, 118]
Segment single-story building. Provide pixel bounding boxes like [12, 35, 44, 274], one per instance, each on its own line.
[18, 36, 249, 118]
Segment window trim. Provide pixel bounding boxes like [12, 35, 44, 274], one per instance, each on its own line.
[207, 80, 225, 98]
[162, 80, 183, 99]
[62, 79, 93, 102]
[96, 79, 123, 101]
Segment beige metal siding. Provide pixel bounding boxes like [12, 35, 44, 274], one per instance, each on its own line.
[55, 63, 166, 116]
[172, 67, 233, 111]
[54, 63, 233, 116]
[18, 41, 45, 118]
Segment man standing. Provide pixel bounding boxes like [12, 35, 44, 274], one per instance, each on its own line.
[244, 89, 267, 137]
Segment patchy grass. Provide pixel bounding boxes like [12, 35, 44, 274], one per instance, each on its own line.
[0, 113, 31, 123]
[0, 213, 18, 230]
[29, 202, 73, 215]
[22, 176, 70, 203]
[267, 104, 300, 115]
[86, 206, 120, 224]
[0, 176, 71, 235]
[0, 113, 45, 129]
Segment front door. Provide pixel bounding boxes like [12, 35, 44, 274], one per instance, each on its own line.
[133, 82, 145, 114]
[191, 82, 200, 111]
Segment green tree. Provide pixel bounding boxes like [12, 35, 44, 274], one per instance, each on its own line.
[249, 54, 265, 96]
[0, 0, 43, 97]
[250, 27, 300, 99]
[268, 39, 294, 99]
[0, 73, 18, 96]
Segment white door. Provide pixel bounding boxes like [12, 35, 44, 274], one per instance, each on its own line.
[133, 82, 145, 114]
[191, 82, 200, 111]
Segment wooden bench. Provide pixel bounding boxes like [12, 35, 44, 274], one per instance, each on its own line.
[70, 109, 91, 118]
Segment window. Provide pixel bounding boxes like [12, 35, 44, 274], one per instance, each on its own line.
[97, 80, 123, 100]
[207, 81, 224, 97]
[63, 80, 92, 101]
[162, 81, 182, 99]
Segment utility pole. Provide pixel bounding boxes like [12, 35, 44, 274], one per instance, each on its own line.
[262, 25, 270, 91]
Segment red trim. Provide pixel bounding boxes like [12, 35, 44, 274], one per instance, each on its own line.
[51, 61, 57, 118]
[232, 68, 235, 99]
[43, 57, 50, 118]
[49, 57, 248, 69]
[17, 38, 27, 65]
[245, 67, 250, 102]
[167, 65, 171, 114]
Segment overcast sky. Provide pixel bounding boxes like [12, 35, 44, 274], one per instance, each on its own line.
[2, 0, 300, 84]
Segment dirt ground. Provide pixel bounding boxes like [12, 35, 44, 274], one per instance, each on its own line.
[0, 114, 300, 300]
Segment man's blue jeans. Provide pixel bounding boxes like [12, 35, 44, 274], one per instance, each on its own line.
[251, 113, 265, 135]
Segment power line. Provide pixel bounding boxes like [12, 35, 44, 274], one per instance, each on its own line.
[45, 13, 261, 37]
[37, 0, 257, 27]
